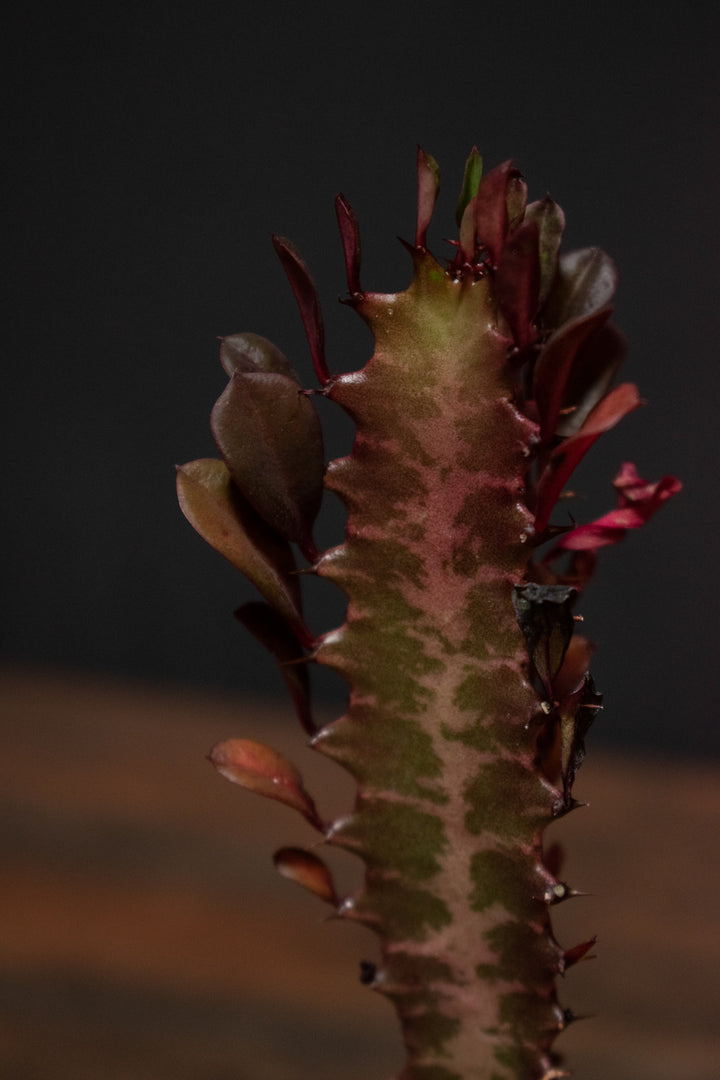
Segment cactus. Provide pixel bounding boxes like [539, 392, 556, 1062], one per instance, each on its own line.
[177, 148, 680, 1080]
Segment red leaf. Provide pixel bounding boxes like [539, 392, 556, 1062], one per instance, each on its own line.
[563, 936, 597, 969]
[416, 147, 441, 249]
[555, 322, 627, 438]
[474, 160, 517, 266]
[495, 219, 540, 348]
[534, 383, 643, 534]
[555, 463, 681, 552]
[335, 193, 362, 297]
[272, 236, 329, 386]
[533, 305, 614, 443]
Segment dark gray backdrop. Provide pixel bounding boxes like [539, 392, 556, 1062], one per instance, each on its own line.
[4, 3, 718, 754]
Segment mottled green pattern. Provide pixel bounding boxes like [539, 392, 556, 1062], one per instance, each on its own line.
[315, 253, 563, 1078]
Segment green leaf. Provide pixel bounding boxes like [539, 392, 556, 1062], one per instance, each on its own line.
[176, 458, 303, 629]
[273, 846, 340, 905]
[220, 332, 298, 381]
[455, 147, 482, 227]
[208, 739, 323, 829]
[211, 372, 325, 558]
[525, 198, 566, 305]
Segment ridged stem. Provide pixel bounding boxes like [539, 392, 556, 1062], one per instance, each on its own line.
[312, 254, 565, 1079]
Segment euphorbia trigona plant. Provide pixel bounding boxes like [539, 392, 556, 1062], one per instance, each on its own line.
[177, 148, 680, 1080]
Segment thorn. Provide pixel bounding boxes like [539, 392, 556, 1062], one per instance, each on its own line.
[359, 960, 377, 985]
[544, 881, 570, 904]
[397, 235, 419, 256]
[560, 1007, 576, 1028]
[562, 936, 598, 971]
[540, 874, 589, 905]
[279, 653, 316, 668]
[560, 1007, 593, 1027]
[553, 796, 588, 818]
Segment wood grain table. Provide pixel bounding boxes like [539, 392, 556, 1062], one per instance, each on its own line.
[1, 666, 718, 1079]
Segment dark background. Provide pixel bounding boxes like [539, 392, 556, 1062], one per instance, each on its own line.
[4, 3, 718, 755]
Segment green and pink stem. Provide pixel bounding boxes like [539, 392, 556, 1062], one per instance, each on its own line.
[178, 148, 679, 1080]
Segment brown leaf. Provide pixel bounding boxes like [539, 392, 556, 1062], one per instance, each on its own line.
[176, 458, 304, 630]
[208, 739, 323, 829]
[219, 332, 298, 381]
[211, 371, 324, 558]
[273, 846, 340, 905]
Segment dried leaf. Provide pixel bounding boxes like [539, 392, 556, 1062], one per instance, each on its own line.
[176, 458, 303, 630]
[211, 371, 324, 557]
[512, 583, 577, 695]
[208, 739, 323, 829]
[560, 674, 602, 805]
[273, 846, 340, 905]
[552, 635, 594, 704]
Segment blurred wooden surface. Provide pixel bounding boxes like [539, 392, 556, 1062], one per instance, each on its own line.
[1, 665, 719, 1080]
